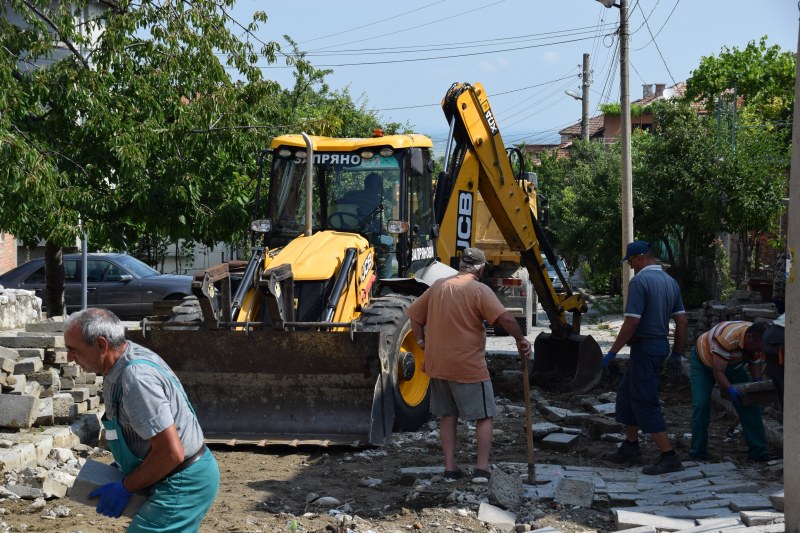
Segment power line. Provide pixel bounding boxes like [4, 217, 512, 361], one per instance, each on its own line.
[633, 0, 680, 51]
[258, 34, 608, 69]
[635, 1, 678, 84]
[308, 0, 509, 52]
[298, 0, 449, 45]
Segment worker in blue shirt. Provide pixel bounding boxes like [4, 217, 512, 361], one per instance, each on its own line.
[602, 241, 688, 475]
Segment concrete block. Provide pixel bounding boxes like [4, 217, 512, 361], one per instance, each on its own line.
[0, 392, 39, 428]
[539, 432, 580, 452]
[769, 490, 783, 512]
[43, 427, 80, 448]
[25, 320, 65, 333]
[542, 406, 570, 422]
[0, 334, 62, 349]
[532, 422, 561, 439]
[16, 348, 45, 359]
[615, 527, 656, 533]
[69, 460, 147, 518]
[34, 396, 54, 427]
[488, 467, 523, 511]
[698, 462, 738, 476]
[740, 510, 785, 527]
[43, 470, 76, 498]
[27, 368, 60, 389]
[69, 387, 91, 402]
[6, 484, 44, 500]
[477, 502, 516, 531]
[563, 412, 591, 425]
[52, 392, 79, 424]
[585, 415, 621, 440]
[688, 498, 732, 510]
[61, 363, 83, 378]
[44, 349, 68, 364]
[397, 465, 445, 478]
[85, 395, 100, 411]
[33, 434, 54, 464]
[60, 377, 75, 390]
[75, 373, 97, 384]
[7, 373, 26, 394]
[590, 403, 616, 416]
[555, 478, 594, 508]
[0, 443, 37, 472]
[614, 509, 694, 531]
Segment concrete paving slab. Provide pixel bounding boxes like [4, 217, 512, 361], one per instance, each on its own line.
[768, 490, 783, 512]
[671, 517, 744, 532]
[477, 502, 516, 531]
[554, 478, 594, 508]
[539, 432, 580, 452]
[723, 494, 773, 511]
[614, 509, 694, 531]
[615, 527, 656, 533]
[739, 510, 785, 527]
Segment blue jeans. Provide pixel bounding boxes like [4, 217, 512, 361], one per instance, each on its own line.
[615, 338, 669, 433]
[689, 348, 768, 460]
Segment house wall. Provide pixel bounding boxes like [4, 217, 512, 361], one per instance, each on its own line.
[0, 233, 18, 275]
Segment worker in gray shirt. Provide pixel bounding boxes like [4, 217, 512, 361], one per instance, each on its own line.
[64, 308, 219, 532]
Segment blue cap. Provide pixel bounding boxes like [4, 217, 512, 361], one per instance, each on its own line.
[621, 241, 651, 263]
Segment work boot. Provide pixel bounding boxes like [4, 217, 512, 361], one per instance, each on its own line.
[642, 453, 685, 475]
[606, 439, 642, 464]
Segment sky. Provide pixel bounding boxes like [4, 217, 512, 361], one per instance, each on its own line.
[229, 0, 798, 148]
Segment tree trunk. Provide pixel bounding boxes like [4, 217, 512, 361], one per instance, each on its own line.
[44, 241, 65, 318]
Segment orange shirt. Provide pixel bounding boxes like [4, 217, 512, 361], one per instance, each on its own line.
[695, 321, 751, 367]
[408, 274, 506, 383]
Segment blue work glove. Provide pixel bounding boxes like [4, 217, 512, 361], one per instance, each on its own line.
[668, 352, 683, 376]
[90, 480, 133, 518]
[726, 385, 742, 409]
[601, 351, 617, 368]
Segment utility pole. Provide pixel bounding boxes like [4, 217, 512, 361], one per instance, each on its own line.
[618, 0, 634, 302]
[581, 53, 590, 141]
[598, 0, 634, 301]
[782, 5, 799, 529]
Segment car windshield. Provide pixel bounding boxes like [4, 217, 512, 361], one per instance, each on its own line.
[112, 255, 161, 278]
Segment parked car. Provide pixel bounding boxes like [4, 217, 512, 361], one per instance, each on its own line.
[542, 254, 568, 293]
[0, 253, 193, 319]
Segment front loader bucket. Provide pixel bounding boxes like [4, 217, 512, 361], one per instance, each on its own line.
[127, 328, 394, 447]
[532, 332, 602, 392]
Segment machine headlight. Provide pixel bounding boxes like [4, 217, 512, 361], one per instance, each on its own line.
[251, 219, 272, 233]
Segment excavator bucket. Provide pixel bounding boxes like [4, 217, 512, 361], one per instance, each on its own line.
[531, 332, 603, 392]
[127, 328, 395, 447]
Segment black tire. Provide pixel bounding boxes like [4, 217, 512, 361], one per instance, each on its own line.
[356, 294, 430, 432]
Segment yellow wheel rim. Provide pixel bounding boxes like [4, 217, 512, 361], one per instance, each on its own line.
[397, 330, 430, 407]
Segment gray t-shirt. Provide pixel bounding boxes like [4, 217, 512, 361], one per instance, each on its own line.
[103, 341, 204, 459]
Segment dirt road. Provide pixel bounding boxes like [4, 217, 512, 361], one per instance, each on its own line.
[0, 314, 783, 533]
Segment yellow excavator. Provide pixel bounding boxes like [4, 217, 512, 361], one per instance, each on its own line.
[129, 83, 601, 447]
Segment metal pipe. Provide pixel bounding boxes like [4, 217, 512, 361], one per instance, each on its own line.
[322, 248, 357, 322]
[301, 132, 314, 237]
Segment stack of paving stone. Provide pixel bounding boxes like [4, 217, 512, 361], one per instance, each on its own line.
[0, 320, 103, 431]
[686, 290, 780, 348]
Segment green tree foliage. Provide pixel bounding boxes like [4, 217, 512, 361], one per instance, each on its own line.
[686, 37, 795, 127]
[0, 2, 395, 314]
[535, 140, 623, 294]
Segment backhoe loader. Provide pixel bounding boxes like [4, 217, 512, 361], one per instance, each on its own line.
[128, 82, 601, 447]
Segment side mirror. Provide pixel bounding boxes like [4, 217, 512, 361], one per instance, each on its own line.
[409, 148, 424, 177]
[118, 274, 133, 282]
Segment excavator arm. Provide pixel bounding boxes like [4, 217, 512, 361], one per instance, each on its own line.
[436, 82, 601, 390]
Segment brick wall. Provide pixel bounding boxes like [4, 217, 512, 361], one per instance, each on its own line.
[0, 233, 18, 275]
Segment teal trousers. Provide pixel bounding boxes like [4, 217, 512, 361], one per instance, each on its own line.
[689, 348, 768, 460]
[128, 448, 220, 533]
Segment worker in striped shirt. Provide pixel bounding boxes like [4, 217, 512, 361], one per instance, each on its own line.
[689, 321, 774, 462]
